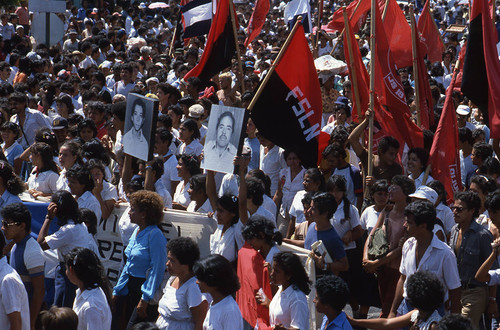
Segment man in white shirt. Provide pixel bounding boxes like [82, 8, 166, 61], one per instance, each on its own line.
[0, 231, 30, 330]
[389, 200, 462, 318]
[0, 14, 15, 41]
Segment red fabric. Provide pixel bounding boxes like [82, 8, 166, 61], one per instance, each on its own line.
[429, 69, 463, 204]
[412, 16, 434, 129]
[244, 0, 270, 46]
[236, 244, 271, 329]
[381, 0, 413, 69]
[373, 4, 423, 149]
[473, 0, 500, 138]
[417, 0, 445, 63]
[343, 8, 406, 157]
[327, 0, 370, 33]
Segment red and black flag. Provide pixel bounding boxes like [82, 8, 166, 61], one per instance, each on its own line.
[245, 0, 270, 46]
[251, 24, 329, 168]
[184, 0, 236, 84]
[461, 0, 500, 138]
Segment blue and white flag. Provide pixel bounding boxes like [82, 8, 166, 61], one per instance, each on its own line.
[284, 0, 311, 33]
[182, 0, 213, 38]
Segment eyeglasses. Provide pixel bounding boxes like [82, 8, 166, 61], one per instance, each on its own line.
[1, 220, 20, 227]
[451, 206, 465, 213]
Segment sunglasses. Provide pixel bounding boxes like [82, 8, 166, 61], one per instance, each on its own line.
[2, 220, 20, 227]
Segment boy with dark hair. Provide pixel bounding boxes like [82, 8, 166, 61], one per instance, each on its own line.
[314, 275, 352, 329]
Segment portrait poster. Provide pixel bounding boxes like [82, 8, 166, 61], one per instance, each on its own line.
[123, 93, 158, 161]
[202, 105, 246, 174]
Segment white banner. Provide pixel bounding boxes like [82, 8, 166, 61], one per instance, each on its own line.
[95, 205, 217, 284]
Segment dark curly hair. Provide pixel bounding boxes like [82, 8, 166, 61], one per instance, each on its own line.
[217, 194, 239, 225]
[178, 154, 201, 176]
[64, 247, 112, 307]
[180, 119, 201, 140]
[193, 254, 240, 296]
[404, 201, 436, 231]
[304, 167, 325, 192]
[408, 147, 429, 173]
[273, 251, 310, 295]
[454, 191, 482, 219]
[167, 237, 200, 270]
[66, 164, 94, 193]
[1, 203, 31, 232]
[242, 215, 282, 246]
[0, 160, 25, 195]
[246, 177, 265, 206]
[469, 175, 497, 196]
[391, 175, 416, 196]
[406, 271, 444, 313]
[437, 314, 473, 330]
[129, 190, 164, 225]
[315, 274, 349, 311]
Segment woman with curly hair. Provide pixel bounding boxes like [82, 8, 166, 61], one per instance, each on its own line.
[65, 247, 112, 330]
[194, 254, 243, 329]
[112, 190, 167, 327]
[0, 160, 24, 211]
[156, 237, 208, 329]
[259, 251, 310, 330]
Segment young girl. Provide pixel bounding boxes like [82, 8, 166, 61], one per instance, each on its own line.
[242, 216, 282, 263]
[27, 142, 59, 197]
[173, 155, 201, 210]
[177, 119, 203, 157]
[87, 159, 118, 220]
[65, 247, 112, 330]
[0, 160, 24, 208]
[0, 122, 23, 173]
[156, 237, 208, 329]
[327, 175, 364, 317]
[194, 254, 243, 329]
[57, 141, 84, 191]
[186, 174, 212, 214]
[77, 119, 98, 143]
[66, 165, 102, 221]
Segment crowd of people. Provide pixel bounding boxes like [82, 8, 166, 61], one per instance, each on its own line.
[0, 0, 497, 329]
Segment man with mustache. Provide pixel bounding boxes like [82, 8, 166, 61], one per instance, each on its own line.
[204, 111, 238, 173]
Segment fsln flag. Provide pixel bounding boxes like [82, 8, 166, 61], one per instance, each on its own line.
[284, 0, 312, 33]
[417, 0, 445, 63]
[382, 0, 413, 69]
[251, 24, 328, 168]
[245, 0, 270, 46]
[181, 0, 213, 38]
[430, 69, 462, 204]
[184, 0, 236, 84]
[373, 3, 423, 149]
[461, 0, 500, 138]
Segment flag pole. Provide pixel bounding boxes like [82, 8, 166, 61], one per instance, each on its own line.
[329, 0, 364, 56]
[367, 0, 376, 185]
[315, 0, 324, 48]
[343, 8, 363, 120]
[229, 0, 246, 93]
[410, 5, 421, 127]
[382, 0, 390, 20]
[169, 24, 177, 58]
[247, 17, 303, 112]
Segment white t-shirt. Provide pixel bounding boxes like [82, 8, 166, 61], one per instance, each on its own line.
[161, 154, 180, 195]
[436, 203, 455, 235]
[45, 221, 93, 261]
[331, 200, 361, 250]
[73, 287, 112, 330]
[260, 145, 286, 196]
[101, 181, 118, 202]
[209, 220, 244, 263]
[187, 198, 213, 214]
[278, 167, 306, 218]
[289, 190, 307, 224]
[78, 191, 102, 221]
[0, 257, 30, 330]
[249, 205, 276, 226]
[269, 285, 309, 330]
[155, 180, 173, 209]
[174, 181, 191, 207]
[56, 169, 69, 191]
[178, 139, 203, 157]
[360, 205, 381, 232]
[118, 206, 138, 247]
[203, 295, 243, 330]
[27, 170, 59, 194]
[262, 194, 277, 219]
[156, 276, 206, 330]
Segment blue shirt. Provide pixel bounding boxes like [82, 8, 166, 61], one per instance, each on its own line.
[304, 224, 346, 275]
[0, 190, 22, 220]
[244, 137, 260, 171]
[321, 313, 353, 330]
[113, 225, 167, 301]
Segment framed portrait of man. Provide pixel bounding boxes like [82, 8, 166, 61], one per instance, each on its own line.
[123, 93, 159, 161]
[202, 105, 246, 174]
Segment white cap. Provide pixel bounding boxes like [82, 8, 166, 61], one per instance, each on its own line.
[409, 186, 438, 204]
[456, 104, 471, 116]
[188, 104, 204, 119]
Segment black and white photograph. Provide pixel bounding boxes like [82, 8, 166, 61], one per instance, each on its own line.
[123, 93, 159, 161]
[202, 105, 246, 174]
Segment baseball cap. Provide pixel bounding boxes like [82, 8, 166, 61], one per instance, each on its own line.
[409, 186, 438, 204]
[188, 104, 204, 119]
[52, 117, 68, 130]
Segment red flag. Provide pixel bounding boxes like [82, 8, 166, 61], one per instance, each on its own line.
[343, 10, 406, 156]
[184, 0, 236, 83]
[461, 0, 500, 139]
[327, 0, 370, 32]
[244, 0, 270, 46]
[373, 3, 423, 149]
[251, 24, 329, 168]
[381, 0, 413, 69]
[417, 0, 445, 63]
[430, 69, 462, 204]
[411, 15, 434, 129]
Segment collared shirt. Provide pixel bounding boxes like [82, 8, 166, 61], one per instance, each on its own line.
[123, 129, 149, 161]
[331, 201, 361, 250]
[409, 172, 434, 190]
[187, 198, 212, 214]
[10, 108, 52, 148]
[203, 295, 243, 329]
[27, 170, 59, 194]
[114, 80, 135, 96]
[0, 257, 30, 330]
[160, 151, 180, 195]
[321, 312, 353, 330]
[259, 145, 286, 196]
[400, 235, 461, 300]
[2, 141, 23, 167]
[203, 140, 238, 174]
[0, 190, 22, 216]
[79, 56, 97, 69]
[155, 180, 172, 209]
[177, 139, 203, 157]
[210, 220, 244, 263]
[45, 220, 92, 261]
[113, 225, 167, 301]
[73, 287, 112, 330]
[77, 191, 102, 221]
[0, 22, 15, 40]
[449, 220, 496, 286]
[269, 285, 309, 329]
[279, 166, 306, 218]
